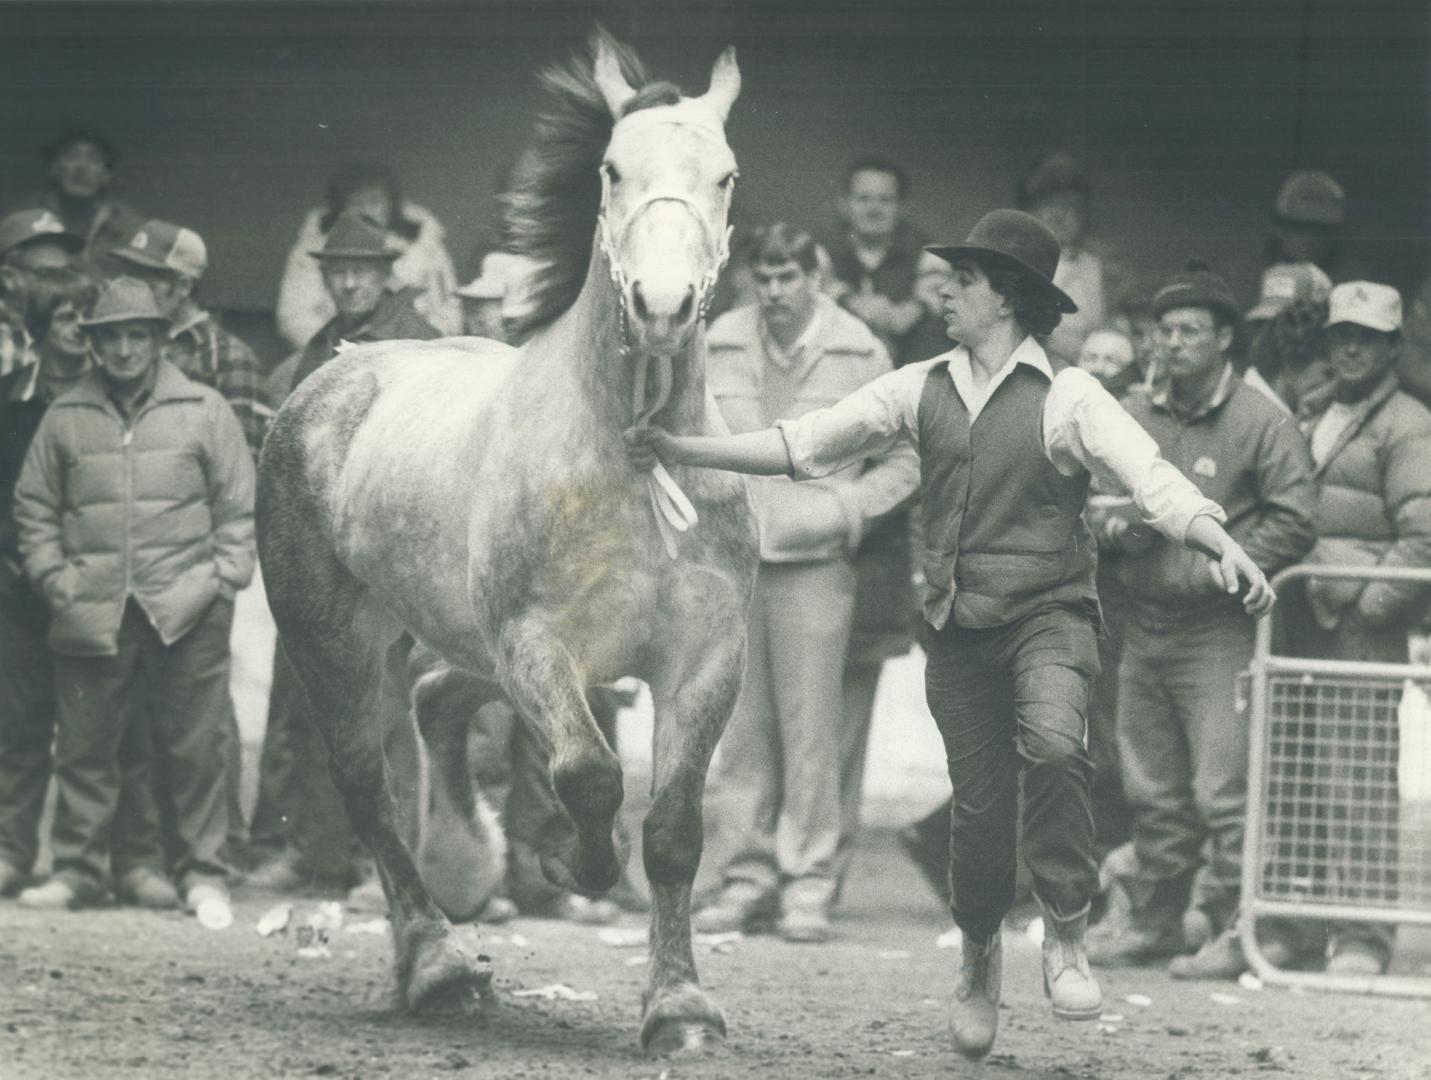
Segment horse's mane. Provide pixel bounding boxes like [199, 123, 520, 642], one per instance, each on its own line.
[500, 32, 683, 339]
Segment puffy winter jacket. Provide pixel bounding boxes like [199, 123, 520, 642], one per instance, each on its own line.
[14, 360, 255, 656]
[1298, 372, 1431, 629]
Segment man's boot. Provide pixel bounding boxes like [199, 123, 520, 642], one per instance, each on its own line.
[949, 931, 1001, 1060]
[1085, 874, 1188, 967]
[1039, 899, 1102, 1020]
[1168, 924, 1247, 980]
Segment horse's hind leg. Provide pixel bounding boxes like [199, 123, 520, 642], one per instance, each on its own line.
[281, 610, 489, 1012]
[639, 628, 746, 1057]
[497, 619, 624, 895]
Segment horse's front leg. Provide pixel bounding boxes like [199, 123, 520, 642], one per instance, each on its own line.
[496, 618, 625, 894]
[639, 624, 746, 1057]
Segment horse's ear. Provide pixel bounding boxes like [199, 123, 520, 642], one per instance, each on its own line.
[702, 46, 741, 124]
[593, 35, 636, 118]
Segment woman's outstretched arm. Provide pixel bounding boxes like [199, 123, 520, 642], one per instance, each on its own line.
[623, 426, 792, 476]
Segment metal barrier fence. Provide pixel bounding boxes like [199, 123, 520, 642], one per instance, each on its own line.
[1241, 564, 1431, 997]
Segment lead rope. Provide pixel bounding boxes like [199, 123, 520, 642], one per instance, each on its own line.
[599, 171, 731, 559]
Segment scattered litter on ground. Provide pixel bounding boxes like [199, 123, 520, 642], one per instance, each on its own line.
[196, 898, 234, 931]
[344, 919, 388, 936]
[597, 927, 647, 948]
[307, 902, 344, 933]
[296, 943, 332, 960]
[508, 933, 529, 948]
[935, 927, 960, 949]
[1098, 1023, 1119, 1035]
[256, 904, 292, 937]
[1124, 993, 1152, 1007]
[1209, 992, 1241, 1006]
[1100, 1013, 1124, 1023]
[1239, 971, 1264, 991]
[1024, 918, 1045, 947]
[510, 983, 597, 1002]
[890, 1049, 916, 1057]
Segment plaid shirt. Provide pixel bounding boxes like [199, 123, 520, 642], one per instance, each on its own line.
[164, 309, 272, 460]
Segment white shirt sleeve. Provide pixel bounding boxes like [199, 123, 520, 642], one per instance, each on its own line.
[775, 360, 932, 480]
[1044, 367, 1226, 541]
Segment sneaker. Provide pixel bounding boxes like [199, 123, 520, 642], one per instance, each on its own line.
[693, 884, 777, 934]
[115, 868, 181, 910]
[18, 875, 106, 911]
[0, 858, 27, 897]
[1168, 926, 1246, 980]
[1326, 938, 1390, 976]
[778, 906, 831, 944]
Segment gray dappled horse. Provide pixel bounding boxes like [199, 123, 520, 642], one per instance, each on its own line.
[256, 35, 757, 1055]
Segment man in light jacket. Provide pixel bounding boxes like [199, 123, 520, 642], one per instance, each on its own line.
[694, 223, 919, 944]
[14, 277, 254, 916]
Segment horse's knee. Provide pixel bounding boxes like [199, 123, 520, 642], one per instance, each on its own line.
[552, 747, 623, 829]
[643, 789, 702, 886]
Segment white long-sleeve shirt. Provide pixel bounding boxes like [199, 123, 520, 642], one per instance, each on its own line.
[775, 337, 1225, 550]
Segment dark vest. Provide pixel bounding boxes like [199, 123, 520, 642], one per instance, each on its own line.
[917, 361, 1097, 629]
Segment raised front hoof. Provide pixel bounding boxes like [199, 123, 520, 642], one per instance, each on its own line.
[640, 985, 727, 1059]
[403, 930, 494, 1015]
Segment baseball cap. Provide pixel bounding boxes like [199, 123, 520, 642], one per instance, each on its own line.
[1325, 281, 1401, 334]
[113, 220, 208, 279]
[0, 208, 84, 258]
[1247, 262, 1333, 321]
[80, 276, 169, 328]
[1275, 170, 1345, 227]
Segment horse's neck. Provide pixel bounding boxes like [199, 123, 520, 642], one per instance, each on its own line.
[532, 249, 708, 435]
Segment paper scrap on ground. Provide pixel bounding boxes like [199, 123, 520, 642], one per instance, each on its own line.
[256, 903, 292, 937]
[1101, 1013, 1124, 1023]
[345, 919, 389, 936]
[598, 927, 647, 948]
[1238, 971, 1263, 991]
[197, 899, 234, 931]
[511, 984, 598, 1002]
[1209, 992, 1241, 1006]
[297, 944, 332, 960]
[509, 933, 529, 948]
[624, 954, 648, 967]
[890, 1050, 916, 1057]
[1124, 993, 1152, 1007]
[308, 901, 344, 932]
[936, 927, 961, 949]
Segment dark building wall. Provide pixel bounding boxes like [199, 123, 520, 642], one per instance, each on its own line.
[0, 0, 1424, 327]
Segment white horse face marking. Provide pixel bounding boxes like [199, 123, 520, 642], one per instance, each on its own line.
[596, 44, 741, 358]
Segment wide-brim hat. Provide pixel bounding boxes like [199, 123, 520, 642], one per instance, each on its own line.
[309, 209, 400, 261]
[926, 209, 1078, 314]
[80, 276, 169, 328]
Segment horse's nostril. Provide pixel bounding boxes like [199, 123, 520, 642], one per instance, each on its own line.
[676, 286, 694, 324]
[632, 282, 650, 322]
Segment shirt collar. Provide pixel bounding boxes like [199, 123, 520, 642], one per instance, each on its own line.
[761, 295, 827, 369]
[11, 359, 41, 403]
[946, 334, 1052, 385]
[1151, 361, 1236, 420]
[168, 305, 209, 341]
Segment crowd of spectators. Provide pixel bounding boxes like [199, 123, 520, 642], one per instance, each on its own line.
[0, 126, 1427, 989]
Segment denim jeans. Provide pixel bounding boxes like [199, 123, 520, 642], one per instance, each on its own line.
[923, 602, 1100, 941]
[1118, 605, 1254, 926]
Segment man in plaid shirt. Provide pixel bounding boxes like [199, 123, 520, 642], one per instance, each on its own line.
[110, 219, 271, 459]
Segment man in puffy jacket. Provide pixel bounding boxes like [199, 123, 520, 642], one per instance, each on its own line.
[1087, 267, 1316, 978]
[694, 223, 918, 943]
[1291, 281, 1431, 975]
[13, 277, 254, 915]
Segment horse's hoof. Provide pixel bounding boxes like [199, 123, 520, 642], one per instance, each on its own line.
[642, 1019, 723, 1058]
[639, 984, 726, 1058]
[405, 930, 494, 1014]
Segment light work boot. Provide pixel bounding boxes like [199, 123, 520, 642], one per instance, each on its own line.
[949, 931, 1002, 1060]
[1169, 925, 1247, 980]
[1085, 877, 1187, 967]
[693, 882, 777, 934]
[1040, 899, 1102, 1020]
[115, 867, 181, 910]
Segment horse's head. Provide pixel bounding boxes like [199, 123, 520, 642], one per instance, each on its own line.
[594, 39, 740, 358]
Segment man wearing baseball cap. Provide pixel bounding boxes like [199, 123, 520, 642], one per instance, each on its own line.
[0, 209, 85, 379]
[1267, 169, 1345, 278]
[13, 277, 253, 921]
[624, 209, 1277, 1059]
[1289, 282, 1431, 976]
[1086, 265, 1316, 980]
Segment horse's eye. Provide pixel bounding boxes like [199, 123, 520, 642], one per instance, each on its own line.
[718, 171, 738, 190]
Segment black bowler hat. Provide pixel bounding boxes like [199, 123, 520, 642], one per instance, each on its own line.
[926, 209, 1078, 314]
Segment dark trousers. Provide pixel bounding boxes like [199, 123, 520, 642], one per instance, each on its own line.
[924, 603, 1099, 942]
[0, 560, 55, 872]
[247, 641, 296, 857]
[51, 597, 233, 888]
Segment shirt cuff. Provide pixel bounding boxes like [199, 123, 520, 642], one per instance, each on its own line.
[773, 419, 809, 480]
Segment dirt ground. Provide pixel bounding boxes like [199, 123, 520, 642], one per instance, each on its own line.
[3, 831, 1430, 1080]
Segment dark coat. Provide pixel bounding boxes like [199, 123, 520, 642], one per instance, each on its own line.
[290, 286, 442, 393]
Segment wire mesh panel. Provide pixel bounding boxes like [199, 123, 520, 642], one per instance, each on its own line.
[1257, 671, 1431, 911]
